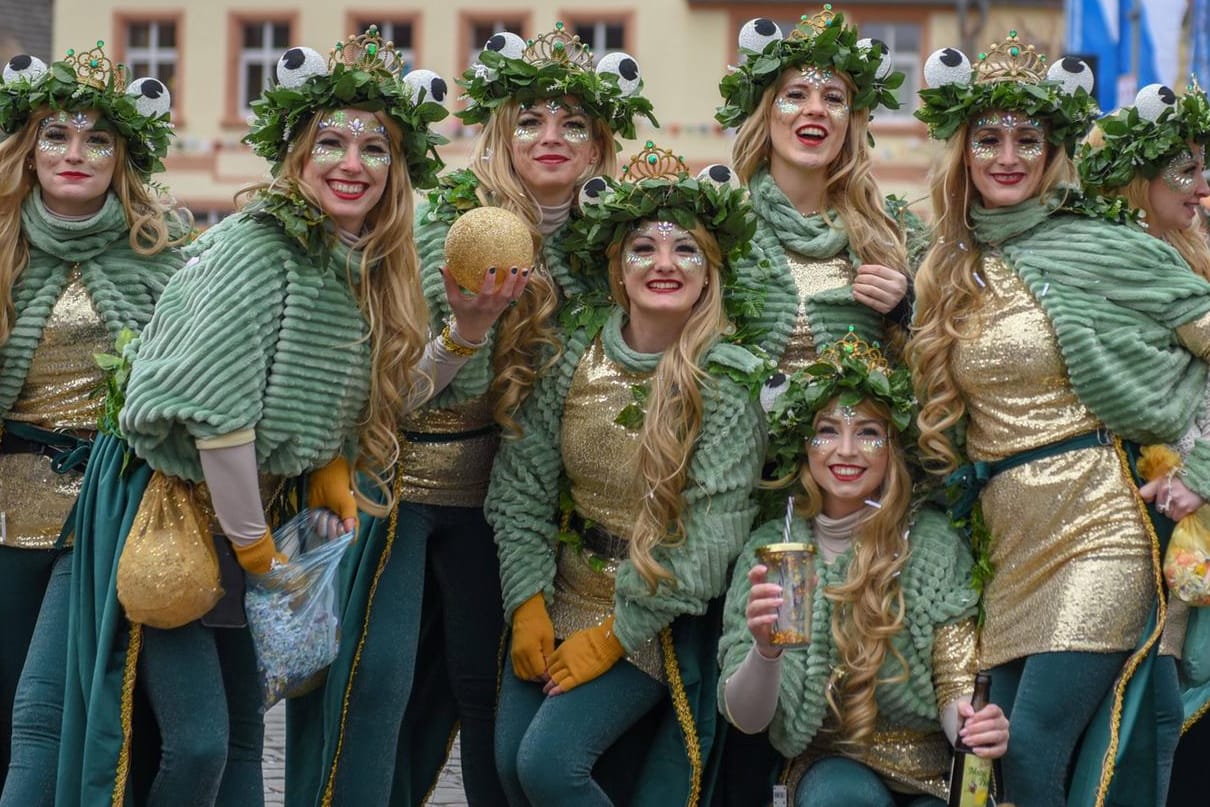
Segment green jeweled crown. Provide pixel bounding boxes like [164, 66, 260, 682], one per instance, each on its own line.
[456, 22, 657, 139]
[716, 7, 904, 130]
[762, 328, 916, 481]
[0, 42, 173, 179]
[562, 141, 757, 278]
[1078, 81, 1210, 191]
[916, 31, 1099, 154]
[244, 26, 449, 189]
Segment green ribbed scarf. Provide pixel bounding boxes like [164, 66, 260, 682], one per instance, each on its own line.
[717, 507, 977, 758]
[748, 170, 851, 258]
[0, 191, 180, 416]
[970, 198, 1210, 448]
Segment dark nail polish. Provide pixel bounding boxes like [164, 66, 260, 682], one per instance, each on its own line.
[511, 266, 519, 275]
[521, 269, 530, 277]
[488, 266, 497, 274]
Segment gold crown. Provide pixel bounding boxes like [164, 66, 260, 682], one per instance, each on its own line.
[65, 41, 125, 90]
[974, 30, 1047, 84]
[620, 141, 687, 181]
[788, 4, 838, 41]
[331, 25, 399, 75]
[524, 22, 594, 70]
[817, 328, 891, 375]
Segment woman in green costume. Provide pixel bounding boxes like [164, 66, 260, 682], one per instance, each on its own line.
[1078, 81, 1210, 807]
[720, 337, 1008, 806]
[292, 23, 655, 807]
[486, 143, 764, 806]
[0, 44, 184, 804]
[717, 7, 915, 365]
[909, 31, 1210, 807]
[57, 28, 515, 807]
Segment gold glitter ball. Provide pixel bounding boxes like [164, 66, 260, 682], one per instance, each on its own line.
[444, 206, 534, 293]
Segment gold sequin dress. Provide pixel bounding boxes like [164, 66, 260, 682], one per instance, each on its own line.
[780, 252, 855, 370]
[954, 255, 1154, 667]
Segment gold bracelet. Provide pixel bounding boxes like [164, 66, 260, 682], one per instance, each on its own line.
[440, 323, 481, 358]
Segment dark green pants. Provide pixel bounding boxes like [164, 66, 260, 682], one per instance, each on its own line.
[794, 756, 944, 807]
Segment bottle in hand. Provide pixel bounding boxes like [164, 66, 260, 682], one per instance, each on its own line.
[948, 672, 994, 807]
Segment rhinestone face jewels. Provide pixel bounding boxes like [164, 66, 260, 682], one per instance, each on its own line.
[70, 111, 91, 132]
[623, 220, 705, 274]
[512, 124, 540, 143]
[840, 405, 857, 423]
[562, 126, 591, 145]
[798, 65, 835, 88]
[310, 143, 344, 165]
[36, 110, 114, 164]
[85, 143, 115, 161]
[968, 111, 1047, 164]
[317, 110, 387, 138]
[309, 142, 391, 169]
[1161, 148, 1201, 193]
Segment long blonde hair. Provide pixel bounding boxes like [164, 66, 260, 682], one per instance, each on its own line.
[0, 106, 187, 345]
[1082, 125, 1210, 278]
[731, 75, 910, 275]
[609, 221, 729, 591]
[240, 110, 428, 514]
[793, 397, 913, 745]
[468, 98, 618, 433]
[907, 123, 1078, 473]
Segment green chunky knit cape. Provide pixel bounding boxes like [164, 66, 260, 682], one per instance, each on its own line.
[120, 206, 371, 481]
[0, 191, 182, 417]
[718, 506, 977, 758]
[413, 184, 598, 410]
[731, 170, 907, 363]
[970, 200, 1210, 496]
[485, 308, 765, 653]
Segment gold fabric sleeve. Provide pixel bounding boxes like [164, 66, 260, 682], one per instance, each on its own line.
[931, 618, 978, 712]
[1176, 310, 1210, 361]
[780, 252, 854, 371]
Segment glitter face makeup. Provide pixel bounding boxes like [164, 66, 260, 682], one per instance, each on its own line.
[34, 108, 116, 217]
[85, 143, 115, 162]
[1147, 141, 1209, 237]
[966, 109, 1050, 208]
[512, 124, 540, 143]
[619, 218, 711, 323]
[509, 97, 602, 206]
[806, 402, 891, 518]
[840, 405, 857, 423]
[318, 110, 387, 139]
[310, 110, 391, 170]
[563, 127, 591, 145]
[967, 113, 1047, 164]
[70, 111, 91, 132]
[299, 107, 391, 233]
[798, 65, 835, 88]
[310, 143, 344, 165]
[1162, 149, 1199, 193]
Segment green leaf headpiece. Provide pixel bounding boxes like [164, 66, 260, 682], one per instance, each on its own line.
[244, 26, 449, 189]
[562, 141, 757, 280]
[761, 328, 916, 481]
[916, 31, 1099, 155]
[715, 7, 905, 131]
[0, 42, 173, 180]
[1078, 81, 1210, 191]
[456, 22, 657, 139]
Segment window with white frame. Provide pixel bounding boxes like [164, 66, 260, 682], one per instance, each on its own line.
[571, 21, 626, 63]
[238, 20, 291, 117]
[468, 19, 525, 67]
[353, 18, 415, 72]
[125, 21, 177, 99]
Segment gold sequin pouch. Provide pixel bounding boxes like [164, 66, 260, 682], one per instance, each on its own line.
[117, 471, 224, 629]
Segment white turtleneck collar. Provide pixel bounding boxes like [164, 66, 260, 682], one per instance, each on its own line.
[812, 508, 869, 564]
[538, 198, 572, 236]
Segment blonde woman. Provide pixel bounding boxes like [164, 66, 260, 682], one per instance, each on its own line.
[56, 30, 506, 807]
[0, 46, 184, 805]
[720, 337, 1008, 806]
[909, 32, 1210, 806]
[717, 8, 915, 365]
[316, 24, 656, 805]
[485, 146, 764, 806]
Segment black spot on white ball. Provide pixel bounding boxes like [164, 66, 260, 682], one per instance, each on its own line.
[487, 34, 507, 52]
[619, 58, 638, 81]
[431, 77, 447, 102]
[1159, 85, 1177, 104]
[584, 178, 607, 198]
[282, 48, 306, 70]
[140, 79, 164, 99]
[940, 48, 963, 67]
[708, 165, 732, 183]
[754, 18, 776, 36]
[9, 54, 31, 71]
[767, 372, 787, 388]
[1060, 57, 1085, 74]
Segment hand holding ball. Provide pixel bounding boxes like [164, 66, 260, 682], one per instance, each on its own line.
[443, 207, 534, 292]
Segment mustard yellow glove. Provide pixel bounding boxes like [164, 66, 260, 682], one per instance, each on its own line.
[511, 593, 555, 681]
[546, 616, 625, 693]
[231, 529, 287, 576]
[307, 456, 357, 524]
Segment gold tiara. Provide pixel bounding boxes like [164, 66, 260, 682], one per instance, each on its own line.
[524, 23, 594, 70]
[974, 30, 1047, 84]
[620, 141, 687, 181]
[65, 41, 125, 90]
[788, 4, 838, 41]
[817, 328, 892, 375]
[331, 25, 399, 75]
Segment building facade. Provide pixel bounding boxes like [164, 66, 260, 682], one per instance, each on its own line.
[50, 0, 1064, 222]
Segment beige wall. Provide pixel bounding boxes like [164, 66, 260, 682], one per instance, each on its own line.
[51, 0, 1063, 218]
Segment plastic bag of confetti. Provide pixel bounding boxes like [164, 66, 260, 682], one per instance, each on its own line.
[245, 512, 353, 708]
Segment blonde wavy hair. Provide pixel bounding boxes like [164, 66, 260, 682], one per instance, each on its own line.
[240, 110, 428, 515]
[607, 220, 729, 591]
[907, 122, 1078, 473]
[467, 98, 618, 433]
[792, 397, 913, 745]
[0, 106, 188, 345]
[731, 74, 910, 275]
[1082, 126, 1210, 278]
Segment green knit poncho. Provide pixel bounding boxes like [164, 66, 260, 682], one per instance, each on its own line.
[969, 200, 1210, 497]
[120, 206, 372, 482]
[485, 308, 766, 653]
[718, 506, 977, 757]
[0, 191, 182, 417]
